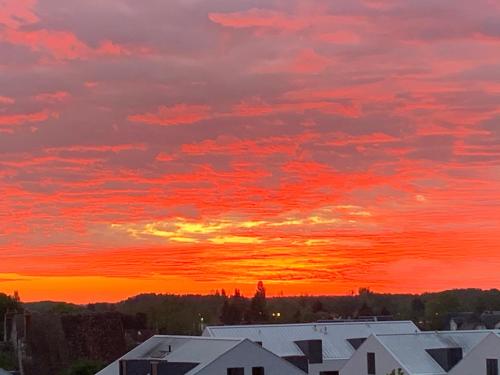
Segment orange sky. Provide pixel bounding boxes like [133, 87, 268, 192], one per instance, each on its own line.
[1, 0, 500, 303]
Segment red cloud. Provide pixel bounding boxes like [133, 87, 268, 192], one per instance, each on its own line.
[35, 91, 71, 103]
[232, 97, 361, 118]
[2, 0, 500, 302]
[0, 0, 38, 29]
[256, 49, 331, 74]
[0, 96, 15, 105]
[0, 155, 101, 167]
[97, 40, 130, 56]
[0, 110, 51, 126]
[156, 152, 176, 161]
[128, 104, 212, 126]
[181, 136, 300, 157]
[1, 28, 134, 60]
[1, 29, 91, 60]
[45, 144, 147, 153]
[316, 31, 361, 44]
[209, 8, 308, 31]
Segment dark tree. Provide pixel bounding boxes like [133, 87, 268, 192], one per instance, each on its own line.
[312, 299, 324, 313]
[411, 298, 425, 316]
[0, 292, 22, 338]
[357, 302, 374, 317]
[293, 309, 302, 323]
[380, 306, 391, 316]
[219, 289, 247, 325]
[220, 298, 231, 324]
[248, 281, 268, 322]
[0, 345, 16, 371]
[62, 359, 104, 375]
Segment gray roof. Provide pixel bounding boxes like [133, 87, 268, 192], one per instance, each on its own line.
[374, 330, 500, 375]
[96, 336, 246, 375]
[0, 369, 12, 375]
[203, 321, 419, 360]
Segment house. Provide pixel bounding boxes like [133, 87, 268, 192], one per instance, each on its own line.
[203, 321, 420, 375]
[447, 313, 485, 331]
[480, 312, 500, 330]
[95, 335, 307, 375]
[340, 330, 498, 375]
[448, 332, 500, 375]
[446, 311, 500, 331]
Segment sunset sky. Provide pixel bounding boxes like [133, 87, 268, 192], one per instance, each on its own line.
[1, 0, 500, 303]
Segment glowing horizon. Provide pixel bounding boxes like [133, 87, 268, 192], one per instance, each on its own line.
[1, 0, 500, 303]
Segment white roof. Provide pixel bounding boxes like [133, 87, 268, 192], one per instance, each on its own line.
[203, 321, 419, 360]
[96, 335, 246, 375]
[374, 330, 499, 375]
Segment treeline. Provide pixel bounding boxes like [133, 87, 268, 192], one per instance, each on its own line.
[75, 285, 500, 333]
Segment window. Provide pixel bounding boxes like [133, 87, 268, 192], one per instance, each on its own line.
[227, 368, 244, 375]
[320, 372, 339, 375]
[252, 367, 265, 375]
[367, 352, 376, 375]
[487, 359, 498, 375]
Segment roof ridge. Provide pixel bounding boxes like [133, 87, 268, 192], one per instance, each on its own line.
[375, 329, 498, 337]
[206, 320, 416, 329]
[152, 335, 244, 341]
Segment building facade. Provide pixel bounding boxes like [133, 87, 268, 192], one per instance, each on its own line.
[340, 330, 500, 375]
[96, 335, 307, 375]
[203, 321, 420, 375]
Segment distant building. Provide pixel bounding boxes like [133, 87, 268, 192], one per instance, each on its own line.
[203, 321, 420, 375]
[479, 311, 500, 329]
[340, 330, 500, 375]
[447, 311, 500, 331]
[96, 335, 306, 375]
[447, 313, 485, 331]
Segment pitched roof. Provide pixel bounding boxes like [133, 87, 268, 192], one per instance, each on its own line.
[96, 336, 246, 375]
[204, 321, 419, 360]
[374, 330, 497, 374]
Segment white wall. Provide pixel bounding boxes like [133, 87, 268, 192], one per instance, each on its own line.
[340, 336, 408, 375]
[449, 333, 500, 375]
[196, 339, 306, 375]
